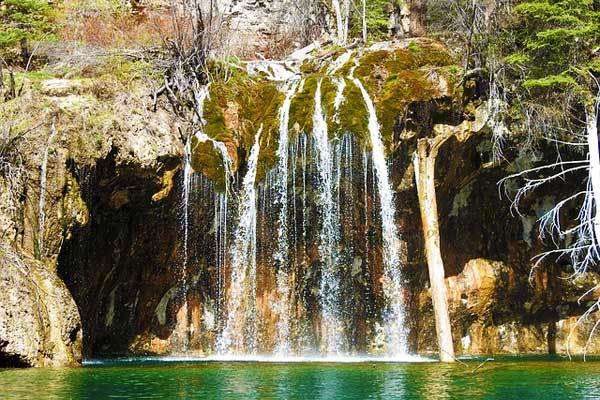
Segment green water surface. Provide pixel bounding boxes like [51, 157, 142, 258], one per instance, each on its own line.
[1, 357, 599, 399]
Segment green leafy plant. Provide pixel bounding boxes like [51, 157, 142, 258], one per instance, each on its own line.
[350, 0, 390, 42]
[506, 0, 599, 92]
[0, 0, 56, 65]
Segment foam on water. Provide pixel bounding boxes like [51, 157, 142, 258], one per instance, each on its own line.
[83, 354, 434, 366]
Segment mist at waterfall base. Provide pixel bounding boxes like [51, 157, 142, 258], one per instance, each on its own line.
[175, 72, 414, 360]
[2, 358, 599, 399]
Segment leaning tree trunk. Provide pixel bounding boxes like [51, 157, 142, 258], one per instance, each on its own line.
[414, 136, 455, 363]
[331, 0, 349, 44]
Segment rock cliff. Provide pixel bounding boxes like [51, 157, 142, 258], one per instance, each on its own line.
[1, 35, 599, 364]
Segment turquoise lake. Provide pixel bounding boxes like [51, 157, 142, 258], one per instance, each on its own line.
[1, 357, 599, 399]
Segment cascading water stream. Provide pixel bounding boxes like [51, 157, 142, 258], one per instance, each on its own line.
[182, 86, 211, 287]
[181, 136, 193, 285]
[178, 85, 212, 351]
[217, 127, 262, 355]
[194, 131, 233, 320]
[274, 80, 300, 355]
[332, 77, 346, 123]
[38, 121, 57, 258]
[352, 77, 408, 355]
[172, 56, 414, 359]
[313, 80, 344, 354]
[191, 85, 232, 307]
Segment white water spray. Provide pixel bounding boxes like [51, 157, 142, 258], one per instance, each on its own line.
[274, 81, 300, 355]
[217, 127, 262, 354]
[352, 77, 408, 355]
[313, 80, 344, 354]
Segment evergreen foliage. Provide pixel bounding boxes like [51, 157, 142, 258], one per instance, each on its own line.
[0, 0, 55, 63]
[506, 0, 599, 94]
[350, 0, 390, 41]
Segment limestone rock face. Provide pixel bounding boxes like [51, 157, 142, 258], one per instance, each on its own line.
[416, 257, 600, 356]
[0, 245, 82, 367]
[216, 0, 324, 55]
[3, 35, 600, 360]
[0, 69, 183, 364]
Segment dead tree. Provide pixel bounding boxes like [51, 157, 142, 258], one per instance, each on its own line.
[500, 85, 600, 356]
[331, 0, 351, 44]
[154, 0, 218, 122]
[411, 106, 489, 362]
[413, 132, 455, 363]
[362, 0, 367, 42]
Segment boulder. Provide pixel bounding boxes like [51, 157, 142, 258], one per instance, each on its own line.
[0, 244, 82, 367]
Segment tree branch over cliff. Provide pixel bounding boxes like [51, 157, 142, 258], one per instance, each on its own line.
[154, 0, 224, 120]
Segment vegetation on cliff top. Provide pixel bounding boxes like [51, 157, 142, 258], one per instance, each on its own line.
[505, 0, 599, 93]
[0, 0, 56, 65]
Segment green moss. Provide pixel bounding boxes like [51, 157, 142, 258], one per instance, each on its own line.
[288, 75, 319, 135]
[352, 44, 454, 99]
[191, 81, 234, 189]
[353, 49, 417, 97]
[203, 89, 231, 142]
[354, 50, 391, 79]
[335, 56, 356, 77]
[191, 66, 286, 185]
[407, 41, 421, 53]
[377, 70, 437, 146]
[320, 77, 338, 136]
[12, 69, 55, 91]
[97, 56, 161, 88]
[300, 59, 320, 74]
[244, 83, 285, 181]
[193, 42, 459, 187]
[191, 138, 227, 190]
[410, 44, 454, 67]
[327, 78, 369, 145]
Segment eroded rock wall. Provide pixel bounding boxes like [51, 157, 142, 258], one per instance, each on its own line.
[0, 244, 82, 367]
[394, 112, 600, 356]
[0, 70, 185, 363]
[2, 38, 599, 362]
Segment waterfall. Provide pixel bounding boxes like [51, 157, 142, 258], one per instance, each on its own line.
[217, 127, 262, 354]
[173, 59, 417, 359]
[274, 81, 300, 355]
[332, 77, 346, 123]
[180, 84, 238, 351]
[352, 77, 408, 355]
[327, 51, 353, 76]
[38, 121, 57, 258]
[313, 80, 344, 354]
[362, 151, 370, 266]
[179, 137, 192, 352]
[182, 85, 212, 282]
[215, 191, 228, 318]
[198, 133, 233, 320]
[300, 134, 308, 249]
[181, 136, 193, 287]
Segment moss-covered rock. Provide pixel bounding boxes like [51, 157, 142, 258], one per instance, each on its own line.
[191, 67, 286, 186]
[288, 75, 319, 135]
[192, 39, 460, 181]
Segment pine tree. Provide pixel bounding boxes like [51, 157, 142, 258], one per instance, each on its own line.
[0, 0, 55, 66]
[506, 0, 599, 92]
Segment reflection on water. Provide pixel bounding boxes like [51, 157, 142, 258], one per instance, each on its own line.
[1, 359, 600, 399]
